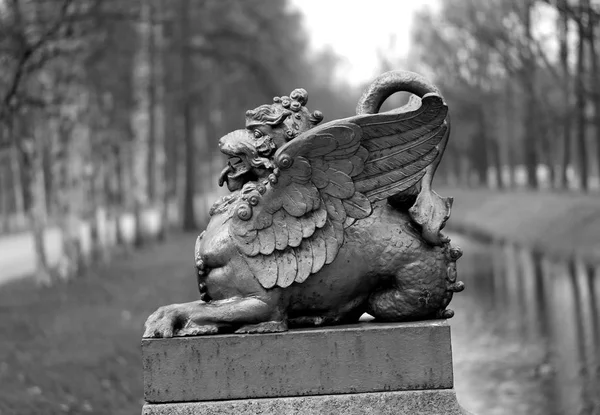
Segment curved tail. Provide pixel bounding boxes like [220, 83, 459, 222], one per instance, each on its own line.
[356, 70, 453, 246]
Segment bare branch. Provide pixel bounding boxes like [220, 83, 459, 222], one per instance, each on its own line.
[0, 0, 74, 122]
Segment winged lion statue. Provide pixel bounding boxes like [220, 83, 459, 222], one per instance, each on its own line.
[143, 70, 464, 338]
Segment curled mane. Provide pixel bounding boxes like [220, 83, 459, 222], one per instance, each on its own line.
[246, 105, 291, 126]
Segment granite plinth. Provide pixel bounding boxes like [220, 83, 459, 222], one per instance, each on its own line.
[142, 389, 471, 415]
[142, 320, 454, 403]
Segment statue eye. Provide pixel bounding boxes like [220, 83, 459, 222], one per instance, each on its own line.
[253, 130, 263, 139]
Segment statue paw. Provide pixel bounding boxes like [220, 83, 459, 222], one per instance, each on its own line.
[143, 305, 185, 338]
[176, 321, 219, 336]
[234, 320, 288, 334]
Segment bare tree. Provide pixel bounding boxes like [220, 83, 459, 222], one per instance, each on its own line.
[575, 0, 589, 191]
[587, 0, 600, 188]
[180, 0, 197, 231]
[558, 0, 573, 189]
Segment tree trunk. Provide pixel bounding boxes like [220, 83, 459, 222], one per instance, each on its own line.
[153, 0, 168, 239]
[575, 2, 589, 191]
[588, 3, 600, 190]
[522, 0, 539, 189]
[22, 122, 52, 285]
[132, 0, 153, 243]
[53, 95, 89, 281]
[504, 82, 517, 188]
[0, 155, 8, 232]
[181, 0, 197, 230]
[470, 106, 489, 187]
[558, 0, 572, 190]
[11, 141, 26, 227]
[474, 105, 490, 187]
[161, 0, 178, 230]
[147, 0, 157, 204]
[492, 138, 504, 190]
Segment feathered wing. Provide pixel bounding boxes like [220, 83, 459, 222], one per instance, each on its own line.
[229, 93, 448, 289]
[352, 93, 448, 200]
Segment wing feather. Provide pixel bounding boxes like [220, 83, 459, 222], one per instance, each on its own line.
[355, 147, 438, 195]
[287, 215, 303, 247]
[322, 220, 339, 264]
[312, 167, 329, 188]
[313, 203, 328, 228]
[342, 192, 372, 219]
[322, 194, 347, 223]
[277, 249, 297, 288]
[310, 233, 327, 273]
[322, 169, 355, 199]
[300, 215, 316, 238]
[361, 126, 446, 175]
[364, 170, 427, 201]
[246, 254, 278, 289]
[349, 147, 369, 176]
[258, 225, 276, 255]
[294, 242, 313, 283]
[357, 127, 445, 180]
[327, 159, 354, 176]
[281, 182, 310, 217]
[272, 210, 289, 250]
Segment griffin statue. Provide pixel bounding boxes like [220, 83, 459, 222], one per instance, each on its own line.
[143, 70, 464, 338]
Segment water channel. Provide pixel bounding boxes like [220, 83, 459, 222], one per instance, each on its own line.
[450, 233, 600, 415]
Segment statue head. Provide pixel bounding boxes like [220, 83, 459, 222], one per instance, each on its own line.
[218, 88, 324, 191]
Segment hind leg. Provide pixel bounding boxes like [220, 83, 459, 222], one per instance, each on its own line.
[367, 244, 464, 321]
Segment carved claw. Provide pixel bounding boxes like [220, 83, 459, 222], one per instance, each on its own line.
[448, 281, 465, 293]
[143, 305, 184, 338]
[438, 309, 454, 319]
[449, 246, 463, 260]
[176, 321, 219, 336]
[234, 320, 287, 334]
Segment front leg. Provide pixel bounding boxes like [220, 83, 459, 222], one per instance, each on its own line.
[143, 292, 285, 338]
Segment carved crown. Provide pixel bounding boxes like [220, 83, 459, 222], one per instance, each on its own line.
[245, 89, 324, 140]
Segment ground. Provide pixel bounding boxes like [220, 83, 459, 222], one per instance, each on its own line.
[0, 234, 199, 415]
[0, 230, 558, 415]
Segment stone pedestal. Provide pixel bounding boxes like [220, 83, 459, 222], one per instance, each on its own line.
[141, 320, 470, 414]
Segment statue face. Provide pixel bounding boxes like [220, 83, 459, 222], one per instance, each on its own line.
[217, 92, 323, 192]
[218, 123, 285, 191]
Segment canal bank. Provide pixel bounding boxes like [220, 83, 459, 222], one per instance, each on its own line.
[439, 187, 600, 265]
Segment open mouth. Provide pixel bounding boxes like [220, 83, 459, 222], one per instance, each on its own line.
[218, 155, 257, 190]
[227, 156, 250, 179]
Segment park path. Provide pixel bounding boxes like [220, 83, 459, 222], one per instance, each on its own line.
[0, 191, 227, 287]
[0, 228, 62, 286]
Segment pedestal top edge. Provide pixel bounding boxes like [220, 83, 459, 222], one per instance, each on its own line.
[141, 319, 450, 344]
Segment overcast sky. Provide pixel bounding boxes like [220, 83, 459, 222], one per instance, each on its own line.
[290, 0, 440, 85]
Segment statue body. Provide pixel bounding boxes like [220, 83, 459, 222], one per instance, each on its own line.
[144, 70, 464, 338]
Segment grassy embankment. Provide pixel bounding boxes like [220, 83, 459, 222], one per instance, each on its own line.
[0, 233, 198, 415]
[439, 187, 600, 264]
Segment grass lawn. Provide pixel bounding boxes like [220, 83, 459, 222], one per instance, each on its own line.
[0, 233, 199, 415]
